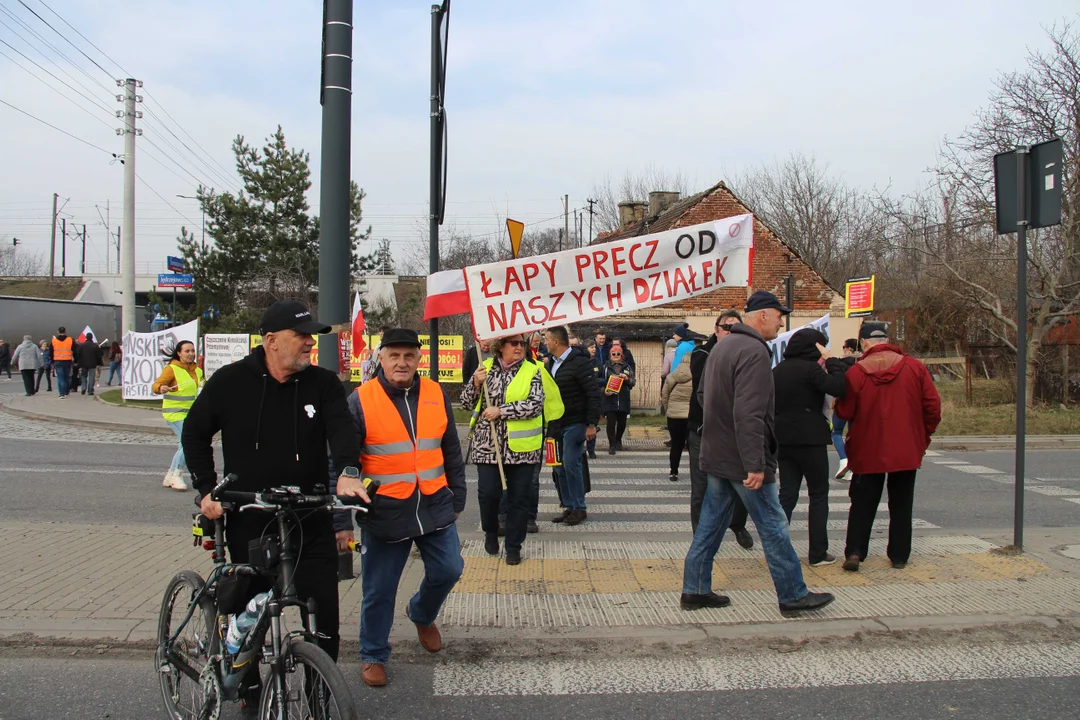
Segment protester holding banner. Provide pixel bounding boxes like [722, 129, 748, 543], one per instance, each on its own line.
[152, 340, 203, 491]
[462, 334, 551, 564]
[601, 346, 636, 455]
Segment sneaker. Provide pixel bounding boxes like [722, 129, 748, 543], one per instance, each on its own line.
[668, 473, 678, 482]
[834, 458, 849, 479]
[810, 554, 837, 567]
[164, 471, 188, 491]
[842, 555, 861, 572]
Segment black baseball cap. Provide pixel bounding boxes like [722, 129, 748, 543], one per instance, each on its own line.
[745, 290, 792, 315]
[258, 300, 331, 335]
[380, 328, 422, 348]
[859, 322, 888, 340]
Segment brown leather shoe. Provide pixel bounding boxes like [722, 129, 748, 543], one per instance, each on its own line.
[551, 508, 572, 523]
[563, 509, 587, 526]
[361, 662, 387, 687]
[407, 609, 442, 652]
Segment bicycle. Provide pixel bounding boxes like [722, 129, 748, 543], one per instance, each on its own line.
[155, 473, 366, 720]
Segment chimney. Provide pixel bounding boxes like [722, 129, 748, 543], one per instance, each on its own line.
[618, 201, 648, 227]
[648, 191, 681, 218]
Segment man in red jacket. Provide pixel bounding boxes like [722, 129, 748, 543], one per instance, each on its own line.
[835, 322, 941, 572]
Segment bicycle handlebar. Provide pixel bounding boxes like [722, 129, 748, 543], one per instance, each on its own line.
[210, 474, 370, 513]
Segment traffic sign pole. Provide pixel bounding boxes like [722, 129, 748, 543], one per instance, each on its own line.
[1014, 146, 1028, 550]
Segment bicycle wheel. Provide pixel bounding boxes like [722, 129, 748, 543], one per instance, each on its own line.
[156, 570, 219, 720]
[258, 639, 356, 720]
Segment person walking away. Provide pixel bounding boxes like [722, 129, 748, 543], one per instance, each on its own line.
[462, 337, 492, 383]
[832, 338, 859, 478]
[11, 335, 43, 396]
[335, 328, 466, 688]
[0, 338, 11, 379]
[688, 310, 752, 547]
[773, 328, 848, 567]
[661, 352, 692, 482]
[660, 339, 679, 383]
[50, 327, 74, 398]
[682, 291, 835, 615]
[463, 333, 561, 564]
[601, 345, 635, 454]
[545, 326, 600, 526]
[75, 332, 104, 395]
[153, 340, 203, 491]
[584, 340, 602, 459]
[836, 323, 941, 572]
[106, 341, 123, 386]
[669, 324, 695, 369]
[35, 339, 53, 393]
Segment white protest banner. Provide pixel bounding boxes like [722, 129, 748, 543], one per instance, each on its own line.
[465, 215, 754, 340]
[203, 334, 251, 377]
[121, 319, 199, 400]
[767, 314, 831, 368]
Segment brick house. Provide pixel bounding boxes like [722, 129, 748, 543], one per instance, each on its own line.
[590, 180, 850, 409]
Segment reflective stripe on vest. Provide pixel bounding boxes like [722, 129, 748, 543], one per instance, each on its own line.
[51, 337, 73, 362]
[469, 359, 548, 454]
[162, 365, 204, 422]
[358, 379, 449, 501]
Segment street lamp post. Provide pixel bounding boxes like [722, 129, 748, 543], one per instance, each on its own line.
[176, 194, 206, 250]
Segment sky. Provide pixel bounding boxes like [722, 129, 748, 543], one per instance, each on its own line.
[1, 0, 1077, 276]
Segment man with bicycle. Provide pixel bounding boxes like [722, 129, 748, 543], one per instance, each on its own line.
[337, 328, 467, 688]
[183, 300, 361, 692]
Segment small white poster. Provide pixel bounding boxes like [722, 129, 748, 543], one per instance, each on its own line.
[203, 334, 251, 377]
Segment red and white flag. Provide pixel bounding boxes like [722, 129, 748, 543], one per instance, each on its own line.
[350, 291, 366, 354]
[424, 269, 470, 320]
[77, 325, 95, 343]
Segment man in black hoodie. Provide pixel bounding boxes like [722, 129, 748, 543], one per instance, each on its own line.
[773, 327, 848, 566]
[183, 300, 361, 669]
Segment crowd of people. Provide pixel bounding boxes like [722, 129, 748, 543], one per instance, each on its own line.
[0, 328, 122, 398]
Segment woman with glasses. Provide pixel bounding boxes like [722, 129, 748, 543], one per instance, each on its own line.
[601, 344, 636, 454]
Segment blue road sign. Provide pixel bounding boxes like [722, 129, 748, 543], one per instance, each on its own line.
[166, 255, 186, 272]
[158, 273, 193, 288]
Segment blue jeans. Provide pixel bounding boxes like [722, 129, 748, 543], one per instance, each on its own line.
[553, 423, 587, 510]
[54, 361, 72, 397]
[107, 361, 121, 385]
[166, 418, 187, 473]
[359, 523, 464, 664]
[682, 474, 808, 604]
[831, 413, 847, 460]
[79, 367, 97, 394]
[498, 462, 541, 520]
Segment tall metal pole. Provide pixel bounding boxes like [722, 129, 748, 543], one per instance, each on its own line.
[429, 3, 444, 382]
[81, 224, 87, 274]
[1014, 146, 1029, 549]
[60, 218, 66, 277]
[121, 78, 138, 335]
[317, 0, 354, 373]
[49, 193, 57, 277]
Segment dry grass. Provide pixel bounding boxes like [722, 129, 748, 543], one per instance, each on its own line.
[97, 389, 162, 409]
[0, 278, 84, 300]
[935, 378, 1080, 436]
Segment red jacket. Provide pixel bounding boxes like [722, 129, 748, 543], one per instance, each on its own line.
[834, 344, 942, 475]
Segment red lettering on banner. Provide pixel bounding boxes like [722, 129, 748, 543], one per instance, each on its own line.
[527, 296, 550, 324]
[687, 265, 699, 291]
[628, 243, 646, 271]
[643, 239, 660, 269]
[540, 259, 557, 286]
[488, 304, 509, 331]
[480, 271, 500, 298]
[574, 255, 591, 282]
[509, 300, 530, 327]
[716, 256, 727, 283]
[633, 278, 649, 303]
[702, 259, 714, 288]
[588, 287, 605, 312]
[506, 266, 525, 294]
[648, 272, 663, 301]
[606, 282, 623, 310]
[673, 267, 693, 296]
[662, 269, 674, 297]
[592, 249, 610, 279]
[610, 245, 627, 276]
[549, 292, 567, 322]
[570, 289, 587, 314]
[522, 263, 539, 288]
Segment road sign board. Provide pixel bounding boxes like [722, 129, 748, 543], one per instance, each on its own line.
[158, 273, 193, 288]
[994, 138, 1063, 234]
[166, 255, 185, 272]
[844, 275, 875, 318]
[507, 219, 525, 259]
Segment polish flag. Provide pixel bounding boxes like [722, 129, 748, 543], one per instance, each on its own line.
[424, 269, 471, 321]
[77, 325, 95, 343]
[350, 291, 366, 354]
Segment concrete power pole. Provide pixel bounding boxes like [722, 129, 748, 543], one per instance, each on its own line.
[49, 193, 58, 277]
[81, 225, 87, 275]
[563, 194, 569, 252]
[586, 197, 596, 247]
[317, 0, 354, 373]
[118, 78, 142, 335]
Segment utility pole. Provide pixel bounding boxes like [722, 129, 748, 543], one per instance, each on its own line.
[586, 197, 596, 247]
[429, 1, 450, 383]
[563, 194, 569, 252]
[117, 78, 142, 335]
[573, 209, 579, 248]
[80, 224, 87, 275]
[317, 0, 354, 374]
[115, 226, 121, 274]
[61, 218, 66, 277]
[49, 193, 58, 277]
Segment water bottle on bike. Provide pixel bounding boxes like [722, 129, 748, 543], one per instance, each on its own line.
[225, 591, 268, 657]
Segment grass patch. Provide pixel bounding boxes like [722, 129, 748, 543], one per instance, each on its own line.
[98, 388, 162, 409]
[934, 377, 1080, 435]
[0, 278, 84, 300]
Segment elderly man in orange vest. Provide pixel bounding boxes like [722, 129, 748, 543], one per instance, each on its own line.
[338, 328, 466, 688]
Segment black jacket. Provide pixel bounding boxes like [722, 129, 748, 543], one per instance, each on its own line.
[772, 329, 848, 447]
[545, 345, 601, 432]
[183, 347, 361, 535]
[346, 374, 466, 542]
[75, 341, 104, 369]
[688, 334, 718, 431]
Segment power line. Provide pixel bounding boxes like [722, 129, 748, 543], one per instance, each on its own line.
[0, 36, 113, 115]
[0, 4, 113, 93]
[0, 97, 114, 155]
[141, 91, 241, 191]
[14, 0, 115, 78]
[139, 134, 218, 191]
[134, 173, 199, 228]
[139, 112, 239, 194]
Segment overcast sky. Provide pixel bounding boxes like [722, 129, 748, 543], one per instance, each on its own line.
[1, 0, 1076, 274]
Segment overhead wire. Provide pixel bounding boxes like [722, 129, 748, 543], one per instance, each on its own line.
[16, 0, 121, 78]
[0, 35, 113, 115]
[0, 97, 114, 155]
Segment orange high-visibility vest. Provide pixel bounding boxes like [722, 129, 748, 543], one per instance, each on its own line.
[358, 378, 449, 501]
[51, 336, 73, 362]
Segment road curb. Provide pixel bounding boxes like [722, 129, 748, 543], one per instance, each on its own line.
[0, 398, 174, 435]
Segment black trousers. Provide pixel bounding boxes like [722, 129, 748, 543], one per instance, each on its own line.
[20, 369, 36, 395]
[687, 429, 748, 534]
[478, 463, 535, 553]
[35, 366, 52, 392]
[225, 514, 340, 661]
[844, 470, 917, 564]
[777, 445, 832, 563]
[606, 411, 628, 447]
[667, 417, 689, 474]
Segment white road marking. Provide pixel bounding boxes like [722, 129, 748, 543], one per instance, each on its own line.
[1026, 486, 1080, 497]
[536, 501, 857, 515]
[1, 466, 158, 476]
[950, 465, 1004, 474]
[532, 519, 938, 533]
[433, 641, 1080, 696]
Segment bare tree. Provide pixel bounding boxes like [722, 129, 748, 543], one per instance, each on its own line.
[0, 244, 45, 276]
[589, 165, 694, 233]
